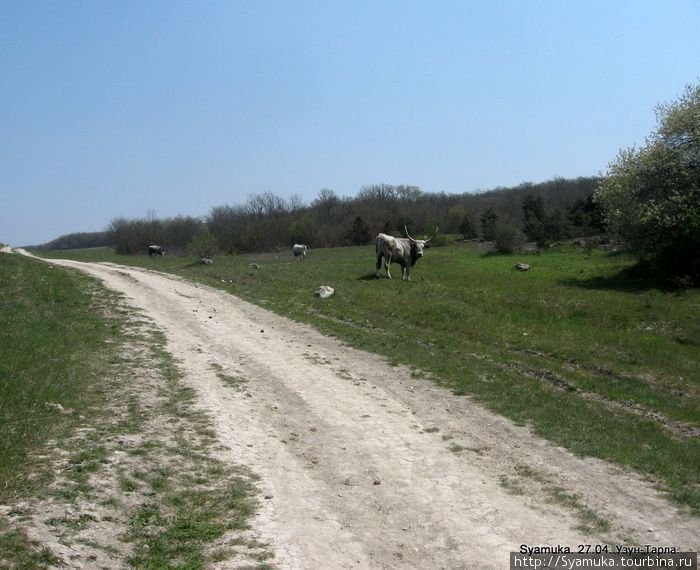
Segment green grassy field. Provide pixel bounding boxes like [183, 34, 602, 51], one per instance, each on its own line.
[39, 242, 700, 514]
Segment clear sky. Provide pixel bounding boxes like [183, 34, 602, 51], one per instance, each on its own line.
[1, 1, 699, 246]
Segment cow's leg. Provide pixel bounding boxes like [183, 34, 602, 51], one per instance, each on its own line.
[385, 254, 392, 279]
[375, 252, 383, 278]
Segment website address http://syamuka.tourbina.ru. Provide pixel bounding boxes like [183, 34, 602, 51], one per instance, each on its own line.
[510, 552, 697, 570]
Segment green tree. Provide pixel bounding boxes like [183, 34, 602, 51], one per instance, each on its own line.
[289, 217, 318, 246]
[187, 227, 219, 258]
[459, 214, 478, 239]
[447, 205, 466, 233]
[543, 210, 568, 243]
[567, 195, 606, 236]
[349, 216, 371, 245]
[522, 194, 570, 246]
[480, 208, 498, 241]
[595, 83, 700, 283]
[522, 194, 547, 244]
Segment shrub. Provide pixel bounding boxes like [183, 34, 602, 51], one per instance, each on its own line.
[428, 233, 448, 247]
[187, 227, 219, 258]
[493, 224, 523, 254]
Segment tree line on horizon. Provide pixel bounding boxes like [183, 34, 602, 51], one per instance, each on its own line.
[34, 176, 602, 256]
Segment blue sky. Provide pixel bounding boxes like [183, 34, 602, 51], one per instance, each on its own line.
[1, 1, 699, 246]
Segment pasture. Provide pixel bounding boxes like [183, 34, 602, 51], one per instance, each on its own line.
[39, 241, 700, 514]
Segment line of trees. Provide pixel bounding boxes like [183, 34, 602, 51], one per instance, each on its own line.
[109, 177, 601, 255]
[32, 176, 602, 255]
[107, 215, 203, 255]
[31, 231, 114, 251]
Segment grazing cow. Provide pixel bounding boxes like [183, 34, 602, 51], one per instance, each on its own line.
[292, 243, 308, 261]
[375, 227, 437, 280]
[148, 245, 165, 257]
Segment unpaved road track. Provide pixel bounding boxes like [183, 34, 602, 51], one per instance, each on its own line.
[27, 256, 700, 568]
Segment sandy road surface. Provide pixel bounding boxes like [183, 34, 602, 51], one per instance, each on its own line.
[26, 256, 700, 568]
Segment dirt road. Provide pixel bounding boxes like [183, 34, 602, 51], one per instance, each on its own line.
[21, 256, 700, 568]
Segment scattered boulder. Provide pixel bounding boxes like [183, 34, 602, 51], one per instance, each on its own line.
[45, 402, 73, 415]
[200, 257, 213, 265]
[571, 235, 612, 250]
[514, 263, 530, 271]
[315, 285, 335, 298]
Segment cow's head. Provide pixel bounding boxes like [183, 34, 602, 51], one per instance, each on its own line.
[404, 226, 438, 258]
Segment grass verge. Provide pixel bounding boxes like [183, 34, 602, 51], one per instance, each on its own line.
[0, 252, 124, 501]
[0, 252, 271, 568]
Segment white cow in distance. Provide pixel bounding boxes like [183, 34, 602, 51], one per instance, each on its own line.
[293, 244, 308, 261]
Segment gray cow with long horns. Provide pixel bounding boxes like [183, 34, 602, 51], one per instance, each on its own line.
[375, 226, 438, 280]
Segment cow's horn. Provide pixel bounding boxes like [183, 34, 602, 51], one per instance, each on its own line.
[404, 225, 417, 242]
[424, 227, 439, 244]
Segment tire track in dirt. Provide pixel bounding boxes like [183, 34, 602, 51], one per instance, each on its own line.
[37, 257, 700, 568]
